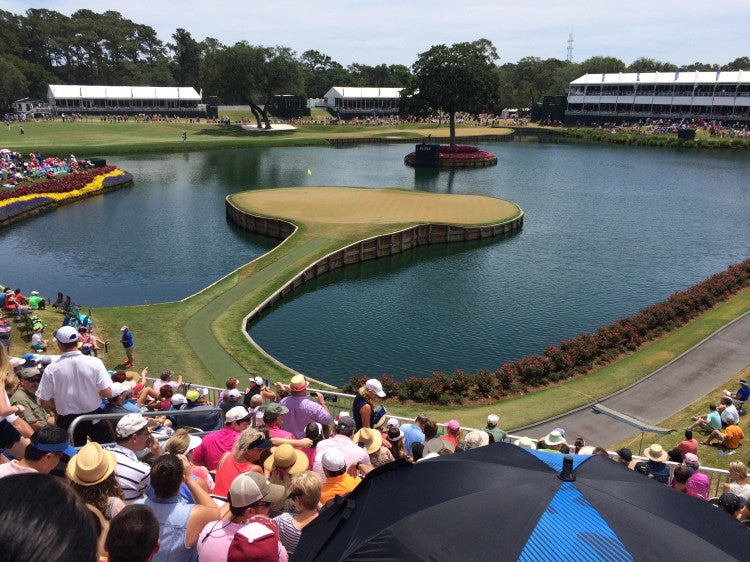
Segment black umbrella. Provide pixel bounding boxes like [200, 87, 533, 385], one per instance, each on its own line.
[294, 443, 747, 560]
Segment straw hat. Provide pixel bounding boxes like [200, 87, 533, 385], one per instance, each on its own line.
[353, 427, 383, 454]
[263, 444, 308, 474]
[515, 436, 537, 450]
[66, 442, 117, 486]
[644, 443, 668, 463]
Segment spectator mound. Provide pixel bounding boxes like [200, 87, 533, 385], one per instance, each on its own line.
[404, 145, 498, 169]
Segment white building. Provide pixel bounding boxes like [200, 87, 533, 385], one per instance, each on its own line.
[47, 85, 203, 115]
[566, 71, 750, 122]
[323, 86, 403, 118]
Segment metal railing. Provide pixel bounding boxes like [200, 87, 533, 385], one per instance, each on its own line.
[67, 408, 225, 447]
[129, 380, 733, 493]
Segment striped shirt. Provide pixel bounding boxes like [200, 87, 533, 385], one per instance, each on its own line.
[273, 513, 301, 556]
[109, 444, 150, 502]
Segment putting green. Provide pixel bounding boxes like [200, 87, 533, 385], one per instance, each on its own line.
[232, 187, 520, 227]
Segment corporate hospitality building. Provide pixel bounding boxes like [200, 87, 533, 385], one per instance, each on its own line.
[565, 71, 750, 123]
[323, 87, 403, 119]
[47, 85, 203, 116]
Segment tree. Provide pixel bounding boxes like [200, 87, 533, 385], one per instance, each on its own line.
[402, 39, 500, 145]
[626, 57, 677, 73]
[169, 28, 201, 88]
[680, 62, 719, 71]
[575, 56, 626, 75]
[722, 56, 750, 71]
[0, 58, 28, 111]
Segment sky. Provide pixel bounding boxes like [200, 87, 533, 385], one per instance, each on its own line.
[5, 1, 748, 68]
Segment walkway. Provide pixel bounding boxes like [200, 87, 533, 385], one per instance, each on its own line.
[183, 236, 331, 380]
[516, 311, 750, 447]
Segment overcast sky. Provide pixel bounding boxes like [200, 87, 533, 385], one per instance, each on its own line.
[6, 1, 748, 68]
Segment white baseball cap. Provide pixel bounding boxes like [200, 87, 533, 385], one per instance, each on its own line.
[321, 448, 346, 472]
[252, 376, 264, 386]
[171, 393, 187, 406]
[487, 414, 499, 425]
[365, 379, 386, 398]
[109, 382, 131, 398]
[116, 414, 148, 438]
[55, 325, 79, 343]
[225, 406, 252, 424]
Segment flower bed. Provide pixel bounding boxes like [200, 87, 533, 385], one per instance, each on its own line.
[343, 258, 750, 404]
[0, 167, 131, 224]
[405, 144, 497, 168]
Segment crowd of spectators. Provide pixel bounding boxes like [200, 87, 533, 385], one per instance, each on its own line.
[0, 316, 748, 560]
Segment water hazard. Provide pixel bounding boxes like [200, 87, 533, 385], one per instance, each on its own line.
[1, 142, 748, 384]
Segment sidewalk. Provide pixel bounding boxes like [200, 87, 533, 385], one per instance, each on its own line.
[515, 311, 750, 447]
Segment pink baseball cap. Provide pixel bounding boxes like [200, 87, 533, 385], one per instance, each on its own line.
[445, 420, 460, 431]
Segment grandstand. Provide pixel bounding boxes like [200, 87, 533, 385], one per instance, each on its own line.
[323, 86, 403, 119]
[47, 85, 204, 117]
[566, 71, 750, 123]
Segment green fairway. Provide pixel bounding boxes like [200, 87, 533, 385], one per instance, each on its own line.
[0, 120, 512, 156]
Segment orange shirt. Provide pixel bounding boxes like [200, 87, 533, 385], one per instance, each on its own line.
[723, 425, 744, 449]
[320, 474, 361, 504]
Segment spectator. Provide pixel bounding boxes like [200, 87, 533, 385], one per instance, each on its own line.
[410, 441, 425, 461]
[110, 413, 161, 502]
[716, 493, 745, 520]
[173, 390, 220, 431]
[27, 290, 45, 310]
[36, 325, 112, 446]
[354, 426, 394, 467]
[105, 504, 161, 562]
[273, 471, 322, 557]
[688, 403, 722, 433]
[440, 420, 461, 449]
[152, 370, 183, 394]
[538, 430, 566, 453]
[722, 461, 750, 501]
[401, 413, 429, 454]
[464, 430, 490, 450]
[320, 449, 363, 504]
[300, 421, 324, 469]
[264, 443, 309, 506]
[0, 424, 76, 478]
[703, 419, 744, 449]
[196, 472, 287, 562]
[386, 426, 407, 459]
[723, 378, 750, 409]
[671, 465, 704, 499]
[103, 382, 136, 418]
[0, 351, 32, 456]
[11, 367, 53, 429]
[682, 453, 709, 499]
[352, 378, 387, 430]
[164, 428, 213, 493]
[213, 428, 272, 497]
[633, 444, 671, 484]
[312, 414, 370, 482]
[120, 325, 134, 368]
[30, 326, 48, 351]
[220, 389, 243, 413]
[279, 375, 331, 438]
[66, 441, 126, 520]
[424, 420, 454, 455]
[218, 377, 239, 406]
[616, 448, 633, 467]
[0, 473, 99, 562]
[243, 376, 275, 409]
[670, 429, 698, 462]
[484, 414, 506, 443]
[263, 402, 294, 439]
[191, 406, 252, 471]
[718, 396, 739, 426]
[137, 454, 220, 561]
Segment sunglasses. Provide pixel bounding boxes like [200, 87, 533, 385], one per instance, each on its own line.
[25, 377, 41, 383]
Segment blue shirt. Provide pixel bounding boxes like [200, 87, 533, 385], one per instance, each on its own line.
[121, 329, 134, 348]
[401, 423, 425, 456]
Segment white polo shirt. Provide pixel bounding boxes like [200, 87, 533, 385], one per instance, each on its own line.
[36, 351, 111, 415]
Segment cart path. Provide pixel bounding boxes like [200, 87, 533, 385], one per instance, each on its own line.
[515, 311, 750, 448]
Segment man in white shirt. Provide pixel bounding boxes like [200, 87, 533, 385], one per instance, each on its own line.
[37, 326, 112, 446]
[312, 415, 370, 482]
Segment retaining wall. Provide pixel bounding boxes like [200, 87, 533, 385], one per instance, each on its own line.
[226, 198, 523, 323]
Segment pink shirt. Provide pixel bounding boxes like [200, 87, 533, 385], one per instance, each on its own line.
[192, 427, 241, 471]
[196, 519, 287, 562]
[0, 460, 37, 479]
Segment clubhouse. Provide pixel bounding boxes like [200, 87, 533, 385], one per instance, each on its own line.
[47, 85, 203, 116]
[566, 71, 750, 123]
